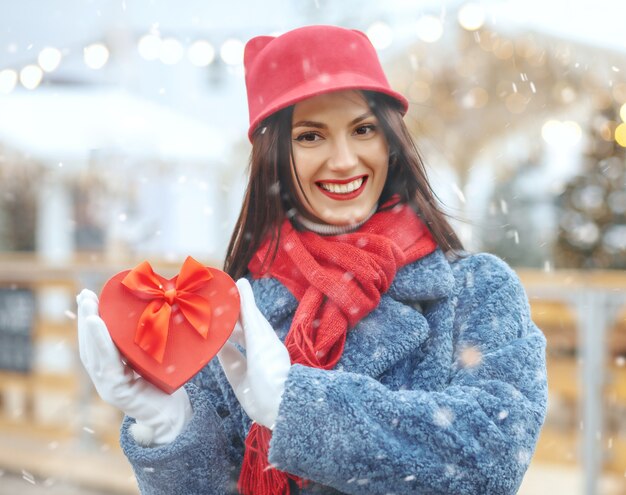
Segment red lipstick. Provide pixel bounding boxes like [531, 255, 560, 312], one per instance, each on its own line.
[316, 176, 368, 201]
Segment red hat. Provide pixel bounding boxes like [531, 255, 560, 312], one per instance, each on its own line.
[244, 25, 409, 141]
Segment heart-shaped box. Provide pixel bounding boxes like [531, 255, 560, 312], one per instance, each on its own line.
[99, 256, 239, 394]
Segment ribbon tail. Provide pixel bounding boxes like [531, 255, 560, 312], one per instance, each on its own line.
[134, 300, 171, 363]
[176, 293, 212, 339]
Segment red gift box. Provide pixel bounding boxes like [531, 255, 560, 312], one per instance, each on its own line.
[99, 256, 239, 394]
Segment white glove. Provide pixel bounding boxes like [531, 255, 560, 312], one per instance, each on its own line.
[218, 278, 291, 430]
[76, 289, 192, 446]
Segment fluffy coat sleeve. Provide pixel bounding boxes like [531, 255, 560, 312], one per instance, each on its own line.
[268, 254, 547, 494]
[119, 358, 247, 494]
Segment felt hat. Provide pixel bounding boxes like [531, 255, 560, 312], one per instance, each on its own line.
[244, 25, 409, 141]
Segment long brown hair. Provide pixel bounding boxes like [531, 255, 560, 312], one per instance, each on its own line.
[223, 90, 464, 279]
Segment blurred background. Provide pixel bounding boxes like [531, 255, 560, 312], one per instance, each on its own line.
[0, 0, 625, 493]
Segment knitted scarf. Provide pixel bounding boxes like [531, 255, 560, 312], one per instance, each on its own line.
[239, 202, 438, 495]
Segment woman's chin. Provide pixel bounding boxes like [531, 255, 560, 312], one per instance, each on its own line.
[315, 207, 370, 226]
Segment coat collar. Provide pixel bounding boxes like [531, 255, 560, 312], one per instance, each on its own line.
[387, 248, 455, 302]
[250, 248, 455, 326]
[250, 248, 456, 378]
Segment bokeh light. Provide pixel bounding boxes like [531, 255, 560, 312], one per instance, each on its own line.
[542, 119, 582, 144]
[367, 21, 393, 50]
[83, 43, 110, 69]
[19, 64, 43, 90]
[493, 39, 515, 59]
[220, 38, 244, 65]
[598, 120, 618, 141]
[616, 122, 626, 147]
[159, 38, 184, 65]
[188, 40, 215, 67]
[458, 3, 486, 31]
[37, 47, 62, 72]
[562, 121, 582, 141]
[416, 15, 443, 43]
[138, 34, 161, 61]
[505, 93, 528, 113]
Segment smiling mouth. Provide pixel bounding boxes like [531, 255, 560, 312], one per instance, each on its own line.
[317, 177, 365, 194]
[316, 176, 368, 200]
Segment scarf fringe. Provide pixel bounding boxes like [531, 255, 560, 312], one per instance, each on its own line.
[238, 424, 305, 495]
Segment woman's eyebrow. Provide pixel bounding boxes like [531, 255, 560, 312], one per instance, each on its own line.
[292, 120, 326, 129]
[292, 112, 374, 129]
[349, 112, 374, 126]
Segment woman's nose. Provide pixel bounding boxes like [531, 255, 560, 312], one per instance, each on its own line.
[327, 137, 358, 171]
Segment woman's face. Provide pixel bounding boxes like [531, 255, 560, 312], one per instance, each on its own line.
[290, 90, 389, 226]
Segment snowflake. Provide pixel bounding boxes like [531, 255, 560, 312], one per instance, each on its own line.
[517, 449, 531, 465]
[342, 271, 355, 282]
[433, 407, 454, 428]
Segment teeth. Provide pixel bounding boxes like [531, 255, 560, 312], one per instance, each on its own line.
[319, 177, 364, 194]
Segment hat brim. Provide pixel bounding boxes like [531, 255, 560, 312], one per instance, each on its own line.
[247, 72, 408, 141]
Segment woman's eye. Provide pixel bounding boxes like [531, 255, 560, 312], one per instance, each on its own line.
[294, 132, 321, 142]
[354, 124, 376, 136]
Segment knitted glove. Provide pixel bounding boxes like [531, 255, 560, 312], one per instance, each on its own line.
[76, 289, 192, 446]
[218, 278, 291, 429]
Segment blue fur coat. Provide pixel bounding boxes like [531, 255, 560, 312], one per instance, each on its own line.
[120, 248, 547, 494]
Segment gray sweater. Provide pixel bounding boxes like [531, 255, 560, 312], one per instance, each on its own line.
[120, 248, 547, 494]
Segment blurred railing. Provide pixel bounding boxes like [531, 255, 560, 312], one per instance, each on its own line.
[518, 269, 626, 495]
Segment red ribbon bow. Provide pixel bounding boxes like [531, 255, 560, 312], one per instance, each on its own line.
[121, 256, 214, 363]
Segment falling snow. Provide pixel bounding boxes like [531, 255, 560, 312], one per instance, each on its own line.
[459, 346, 483, 368]
[433, 407, 454, 428]
[517, 449, 531, 466]
[444, 464, 457, 477]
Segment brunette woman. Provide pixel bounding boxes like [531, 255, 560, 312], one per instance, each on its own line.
[77, 25, 547, 495]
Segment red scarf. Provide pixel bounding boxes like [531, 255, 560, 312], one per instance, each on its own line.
[239, 202, 437, 495]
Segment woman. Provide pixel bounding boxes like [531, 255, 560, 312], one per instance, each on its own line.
[77, 25, 547, 494]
